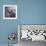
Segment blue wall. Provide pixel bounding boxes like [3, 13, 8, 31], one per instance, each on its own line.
[20, 0, 46, 24]
[0, 0, 46, 44]
[0, 0, 21, 44]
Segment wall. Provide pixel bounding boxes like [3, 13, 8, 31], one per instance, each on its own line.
[0, 0, 46, 44]
[20, 0, 46, 24]
[0, 0, 21, 44]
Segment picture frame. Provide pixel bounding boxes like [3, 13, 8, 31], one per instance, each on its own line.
[3, 5, 17, 19]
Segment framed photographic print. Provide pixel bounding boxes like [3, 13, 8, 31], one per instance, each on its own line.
[3, 5, 17, 19]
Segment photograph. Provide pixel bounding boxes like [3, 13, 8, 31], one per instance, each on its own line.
[3, 5, 17, 19]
